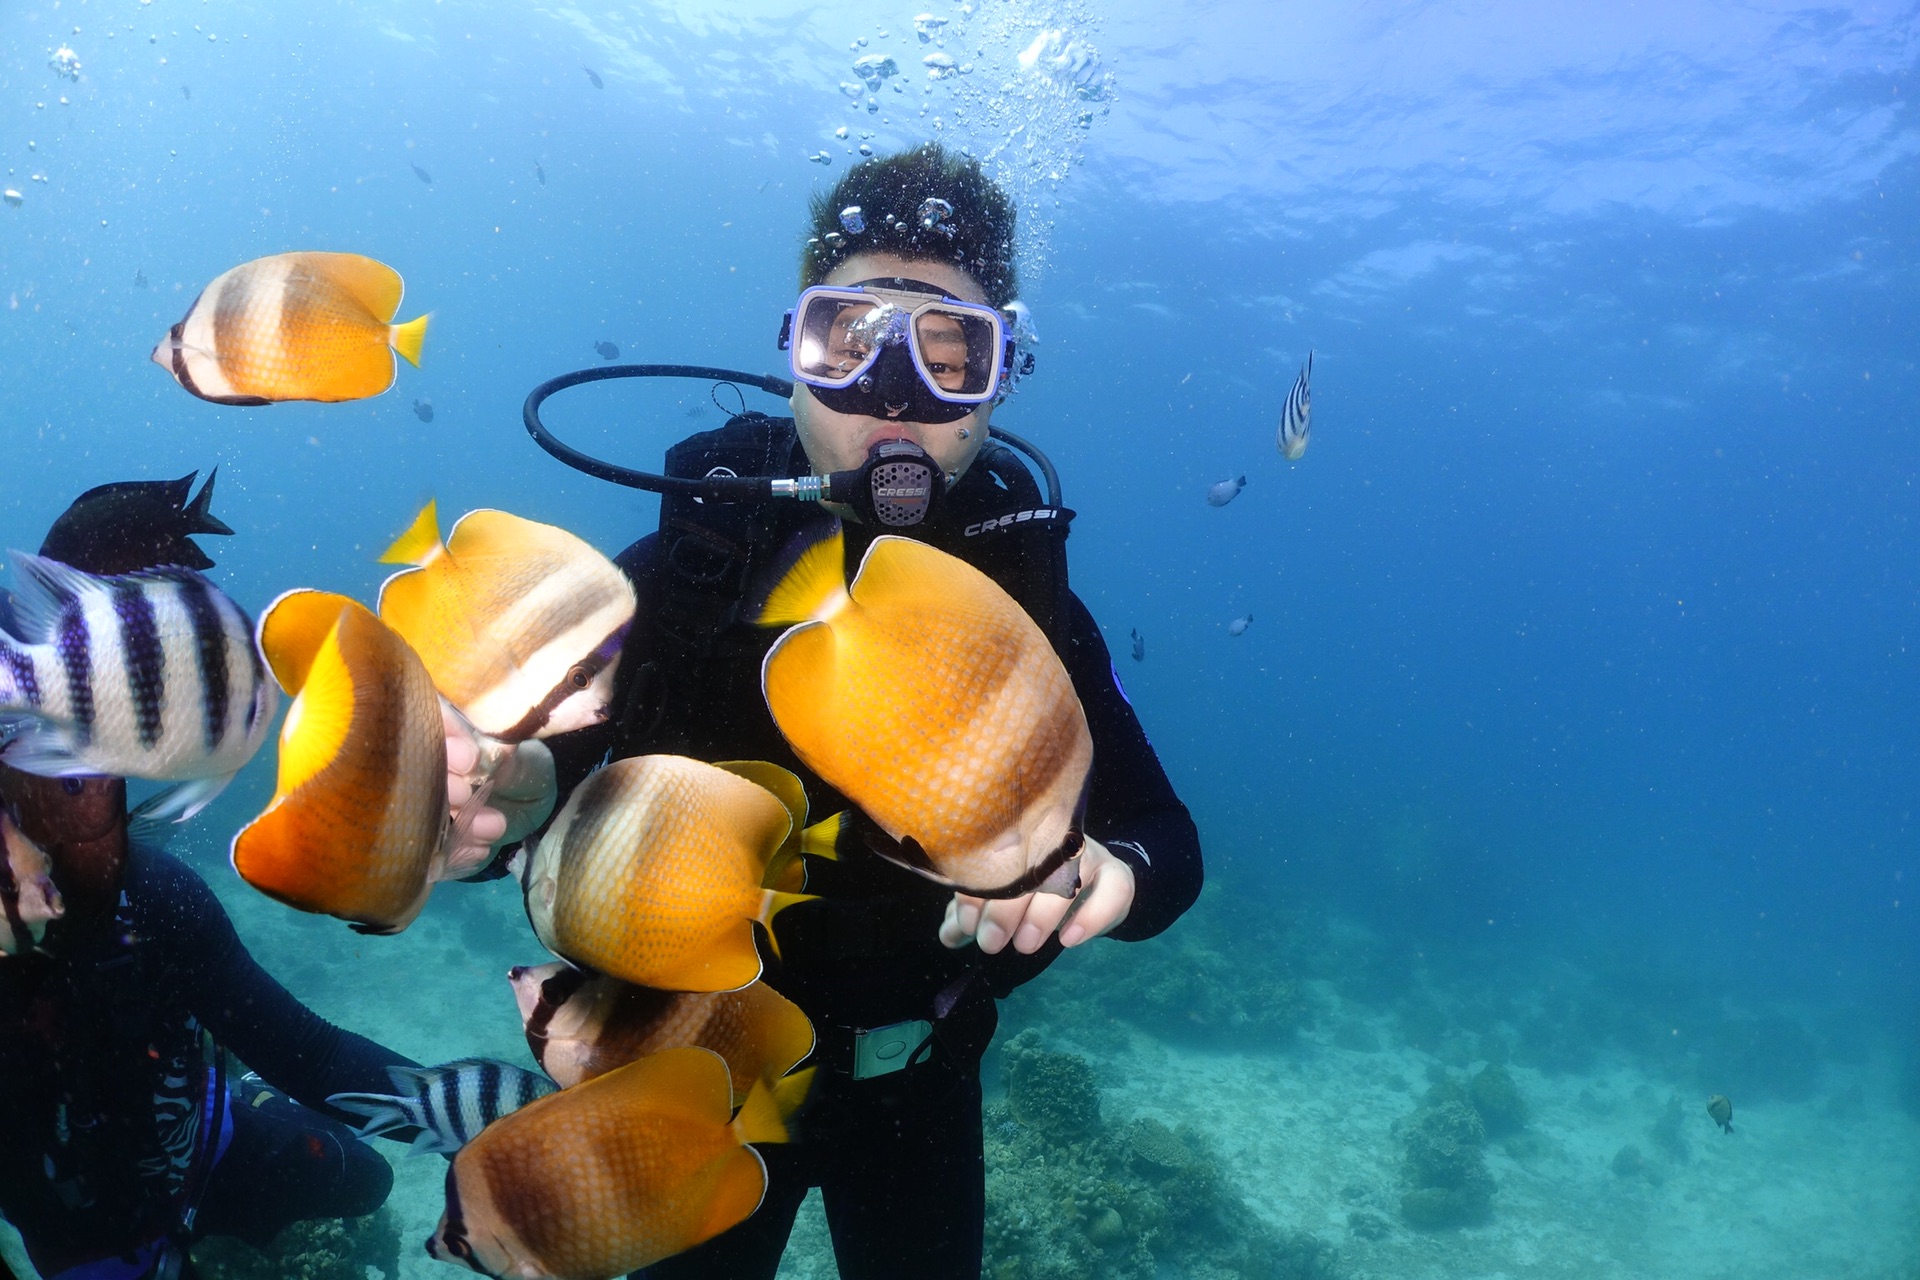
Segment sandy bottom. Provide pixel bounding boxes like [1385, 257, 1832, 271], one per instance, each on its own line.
[6, 845, 1916, 1280]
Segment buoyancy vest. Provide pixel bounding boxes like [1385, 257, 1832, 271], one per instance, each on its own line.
[609, 412, 1075, 765]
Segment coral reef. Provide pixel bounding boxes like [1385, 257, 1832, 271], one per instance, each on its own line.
[1003, 883, 1313, 1049]
[1396, 1100, 1493, 1230]
[1467, 1063, 1528, 1136]
[982, 1035, 1340, 1280]
[192, 1208, 401, 1280]
[1004, 1031, 1101, 1140]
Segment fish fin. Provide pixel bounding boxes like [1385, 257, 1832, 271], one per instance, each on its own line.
[770, 1066, 816, 1123]
[7, 551, 95, 644]
[378, 500, 443, 566]
[737, 984, 816, 1088]
[857, 818, 942, 876]
[761, 850, 805, 893]
[325, 1090, 422, 1143]
[186, 467, 235, 537]
[129, 774, 235, 824]
[714, 761, 807, 848]
[255, 589, 354, 692]
[750, 520, 846, 626]
[797, 812, 848, 861]
[126, 796, 182, 849]
[162, 471, 197, 507]
[757, 890, 815, 960]
[0, 730, 94, 778]
[731, 1075, 791, 1148]
[390, 313, 430, 368]
[318, 252, 406, 322]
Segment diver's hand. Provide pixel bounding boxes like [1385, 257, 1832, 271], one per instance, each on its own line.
[938, 837, 1134, 955]
[442, 704, 557, 877]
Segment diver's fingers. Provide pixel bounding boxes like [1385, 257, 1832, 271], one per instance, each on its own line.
[443, 703, 480, 775]
[938, 895, 974, 949]
[1010, 890, 1074, 955]
[1058, 840, 1135, 947]
[974, 894, 1039, 955]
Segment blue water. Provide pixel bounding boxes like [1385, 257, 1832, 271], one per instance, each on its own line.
[3, 1, 1915, 1275]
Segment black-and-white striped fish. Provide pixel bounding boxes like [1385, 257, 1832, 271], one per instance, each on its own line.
[1277, 350, 1313, 461]
[0, 552, 276, 820]
[329, 1058, 558, 1156]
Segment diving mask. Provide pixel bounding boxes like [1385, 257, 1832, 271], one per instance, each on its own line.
[779, 278, 1019, 423]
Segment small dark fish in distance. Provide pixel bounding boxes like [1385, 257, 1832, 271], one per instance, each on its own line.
[329, 1059, 557, 1156]
[1129, 628, 1145, 662]
[1228, 613, 1252, 637]
[133, 268, 148, 289]
[1207, 475, 1246, 507]
[410, 162, 433, 186]
[181, 85, 190, 100]
[595, 340, 620, 361]
[413, 398, 434, 423]
[584, 66, 603, 89]
[1706, 1094, 1733, 1135]
[1277, 350, 1312, 460]
[535, 162, 546, 185]
[41, 469, 232, 574]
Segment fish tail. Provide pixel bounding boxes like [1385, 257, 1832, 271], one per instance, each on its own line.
[797, 812, 848, 861]
[390, 313, 430, 367]
[757, 890, 815, 959]
[751, 521, 847, 626]
[187, 466, 235, 536]
[379, 500, 443, 566]
[731, 1075, 793, 1148]
[770, 1067, 815, 1123]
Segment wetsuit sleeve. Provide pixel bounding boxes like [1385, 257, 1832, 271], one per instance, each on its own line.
[134, 853, 416, 1120]
[1058, 591, 1203, 942]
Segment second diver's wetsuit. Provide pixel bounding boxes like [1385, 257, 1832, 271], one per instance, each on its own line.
[0, 847, 411, 1279]
[539, 415, 1204, 1280]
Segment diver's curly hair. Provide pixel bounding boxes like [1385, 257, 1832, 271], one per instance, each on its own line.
[801, 143, 1019, 306]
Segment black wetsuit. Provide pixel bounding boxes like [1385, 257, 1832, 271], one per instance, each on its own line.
[543, 416, 1203, 1280]
[0, 848, 408, 1279]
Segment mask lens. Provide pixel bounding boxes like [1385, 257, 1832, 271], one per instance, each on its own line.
[794, 292, 892, 387]
[911, 305, 1000, 400]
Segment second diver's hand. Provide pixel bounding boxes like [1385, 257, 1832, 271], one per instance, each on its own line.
[938, 837, 1136, 955]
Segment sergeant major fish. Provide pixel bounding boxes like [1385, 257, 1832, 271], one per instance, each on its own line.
[1277, 350, 1313, 460]
[0, 553, 275, 821]
[329, 1058, 556, 1155]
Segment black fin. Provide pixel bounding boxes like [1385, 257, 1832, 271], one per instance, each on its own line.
[186, 466, 235, 536]
[163, 471, 198, 507]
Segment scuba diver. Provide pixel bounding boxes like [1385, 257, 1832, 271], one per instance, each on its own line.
[0, 473, 412, 1280]
[453, 142, 1204, 1280]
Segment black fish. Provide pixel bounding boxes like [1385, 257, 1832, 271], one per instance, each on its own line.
[181, 85, 190, 100]
[40, 470, 233, 575]
[133, 269, 148, 289]
[534, 162, 546, 185]
[584, 66, 603, 89]
[1130, 628, 1145, 662]
[412, 399, 434, 423]
[410, 162, 433, 186]
[594, 340, 619, 361]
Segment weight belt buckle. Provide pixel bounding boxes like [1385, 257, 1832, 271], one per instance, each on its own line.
[851, 1019, 933, 1080]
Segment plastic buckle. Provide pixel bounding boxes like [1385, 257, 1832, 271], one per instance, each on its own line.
[851, 1019, 933, 1080]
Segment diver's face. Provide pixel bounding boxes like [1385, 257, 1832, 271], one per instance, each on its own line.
[791, 252, 996, 487]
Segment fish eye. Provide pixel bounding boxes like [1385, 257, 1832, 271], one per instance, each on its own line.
[567, 664, 593, 690]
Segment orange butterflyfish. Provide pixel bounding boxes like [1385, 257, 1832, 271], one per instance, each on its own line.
[427, 1047, 801, 1279]
[509, 962, 815, 1109]
[230, 590, 452, 934]
[377, 502, 636, 741]
[512, 755, 811, 992]
[152, 251, 428, 405]
[753, 521, 1093, 899]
